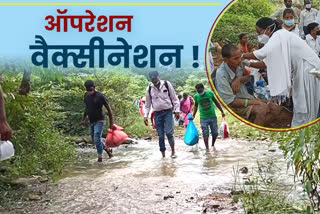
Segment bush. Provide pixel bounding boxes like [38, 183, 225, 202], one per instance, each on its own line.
[1, 78, 76, 178]
[233, 161, 306, 213]
[31, 69, 152, 138]
[0, 68, 153, 179]
[131, 67, 206, 88]
[280, 124, 320, 212]
[176, 73, 209, 96]
[213, 0, 276, 45]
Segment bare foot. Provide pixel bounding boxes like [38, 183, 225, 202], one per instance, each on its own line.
[161, 152, 166, 158]
[171, 149, 177, 158]
[105, 148, 113, 158]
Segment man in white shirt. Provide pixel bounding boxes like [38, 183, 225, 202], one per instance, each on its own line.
[208, 42, 216, 85]
[209, 42, 215, 77]
[300, 0, 318, 36]
[243, 17, 320, 127]
[144, 71, 180, 158]
[306, 22, 320, 56]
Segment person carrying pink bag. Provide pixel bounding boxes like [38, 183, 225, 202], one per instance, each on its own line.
[180, 93, 194, 131]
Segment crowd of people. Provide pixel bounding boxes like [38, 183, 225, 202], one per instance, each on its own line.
[1, 70, 225, 163]
[211, 0, 320, 128]
[82, 71, 225, 161]
[5, 0, 320, 162]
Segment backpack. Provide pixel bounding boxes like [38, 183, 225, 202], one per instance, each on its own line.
[148, 81, 174, 108]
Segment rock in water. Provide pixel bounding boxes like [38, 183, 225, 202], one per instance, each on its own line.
[29, 193, 41, 201]
[163, 195, 174, 200]
[239, 167, 248, 174]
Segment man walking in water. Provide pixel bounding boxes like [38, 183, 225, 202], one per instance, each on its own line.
[82, 80, 115, 162]
[193, 83, 225, 151]
[144, 71, 180, 158]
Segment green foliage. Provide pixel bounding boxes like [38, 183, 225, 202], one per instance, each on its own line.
[124, 115, 151, 138]
[227, 0, 275, 18]
[213, 0, 277, 45]
[33, 69, 151, 138]
[213, 14, 258, 45]
[94, 69, 151, 137]
[279, 124, 320, 212]
[1, 78, 76, 178]
[0, 68, 153, 180]
[176, 73, 209, 96]
[31, 67, 63, 88]
[233, 161, 306, 213]
[48, 85, 87, 136]
[131, 67, 205, 88]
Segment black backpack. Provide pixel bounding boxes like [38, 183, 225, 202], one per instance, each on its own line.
[148, 81, 174, 108]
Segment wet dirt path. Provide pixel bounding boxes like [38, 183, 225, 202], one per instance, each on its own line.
[6, 138, 297, 214]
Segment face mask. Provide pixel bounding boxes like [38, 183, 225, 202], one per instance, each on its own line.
[257, 23, 275, 45]
[306, 4, 312, 9]
[284, 19, 295, 27]
[153, 80, 160, 86]
[258, 34, 270, 45]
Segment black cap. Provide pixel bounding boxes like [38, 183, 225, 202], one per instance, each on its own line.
[84, 80, 95, 90]
[149, 71, 159, 79]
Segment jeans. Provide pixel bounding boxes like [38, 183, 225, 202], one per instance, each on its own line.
[303, 26, 309, 36]
[90, 122, 105, 156]
[245, 75, 255, 96]
[200, 117, 218, 138]
[155, 109, 175, 152]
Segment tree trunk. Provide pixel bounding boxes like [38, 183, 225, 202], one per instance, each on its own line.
[19, 69, 31, 95]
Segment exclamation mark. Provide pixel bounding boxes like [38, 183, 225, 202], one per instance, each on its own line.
[192, 46, 199, 68]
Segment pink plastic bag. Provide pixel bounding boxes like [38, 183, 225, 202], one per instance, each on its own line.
[105, 125, 128, 148]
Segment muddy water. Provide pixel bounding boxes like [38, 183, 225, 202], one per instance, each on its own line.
[12, 138, 302, 214]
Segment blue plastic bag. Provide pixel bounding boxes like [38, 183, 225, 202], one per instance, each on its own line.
[184, 114, 199, 146]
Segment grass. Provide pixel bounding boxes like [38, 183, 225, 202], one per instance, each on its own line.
[232, 161, 307, 214]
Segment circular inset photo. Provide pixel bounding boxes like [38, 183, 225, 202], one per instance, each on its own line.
[207, 0, 320, 131]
